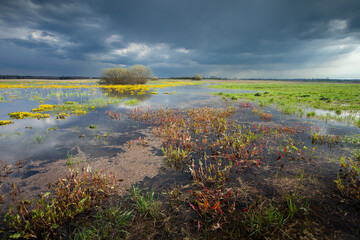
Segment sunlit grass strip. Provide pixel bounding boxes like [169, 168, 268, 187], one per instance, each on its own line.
[210, 82, 360, 112]
[211, 81, 360, 125]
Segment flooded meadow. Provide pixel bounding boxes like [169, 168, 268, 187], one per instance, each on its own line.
[0, 79, 360, 239]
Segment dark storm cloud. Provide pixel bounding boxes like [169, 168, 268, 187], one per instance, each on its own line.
[0, 0, 360, 77]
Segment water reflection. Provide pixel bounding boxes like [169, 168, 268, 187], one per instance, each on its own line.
[100, 88, 153, 103]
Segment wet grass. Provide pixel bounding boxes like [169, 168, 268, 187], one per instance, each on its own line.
[71, 205, 132, 239]
[124, 99, 139, 106]
[210, 81, 360, 126]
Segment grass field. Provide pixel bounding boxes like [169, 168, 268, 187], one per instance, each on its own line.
[209, 80, 360, 126]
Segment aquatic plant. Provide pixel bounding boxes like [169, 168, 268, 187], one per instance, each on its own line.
[32, 134, 42, 144]
[251, 107, 272, 121]
[187, 186, 237, 230]
[66, 151, 73, 167]
[0, 120, 14, 126]
[72, 110, 87, 116]
[56, 112, 70, 120]
[124, 99, 139, 105]
[31, 104, 55, 112]
[8, 112, 50, 120]
[335, 154, 360, 203]
[311, 133, 339, 147]
[306, 111, 316, 117]
[4, 166, 117, 239]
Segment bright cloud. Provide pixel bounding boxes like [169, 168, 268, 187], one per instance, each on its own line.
[0, 0, 360, 78]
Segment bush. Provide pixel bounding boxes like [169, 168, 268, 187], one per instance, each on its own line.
[99, 65, 152, 85]
[192, 74, 203, 81]
[128, 65, 152, 84]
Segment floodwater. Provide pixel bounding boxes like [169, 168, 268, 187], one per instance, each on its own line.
[0, 84, 255, 164]
[0, 82, 261, 204]
[0, 82, 359, 181]
[1, 82, 360, 238]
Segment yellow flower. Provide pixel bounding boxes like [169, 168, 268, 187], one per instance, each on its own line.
[8, 111, 49, 119]
[0, 120, 14, 126]
[32, 104, 55, 112]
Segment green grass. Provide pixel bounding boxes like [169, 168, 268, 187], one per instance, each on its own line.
[32, 134, 42, 143]
[210, 81, 360, 125]
[124, 99, 139, 105]
[66, 151, 73, 167]
[130, 186, 161, 221]
[72, 205, 132, 239]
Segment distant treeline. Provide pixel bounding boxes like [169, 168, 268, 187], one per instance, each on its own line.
[168, 77, 230, 80]
[1, 75, 359, 82]
[240, 78, 360, 83]
[0, 75, 92, 80]
[168, 77, 193, 80]
[169, 77, 360, 82]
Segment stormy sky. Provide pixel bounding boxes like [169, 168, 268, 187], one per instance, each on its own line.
[1, 0, 360, 78]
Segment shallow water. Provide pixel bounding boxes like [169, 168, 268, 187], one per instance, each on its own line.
[1, 82, 360, 238]
[0, 84, 253, 164]
[1, 83, 359, 169]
